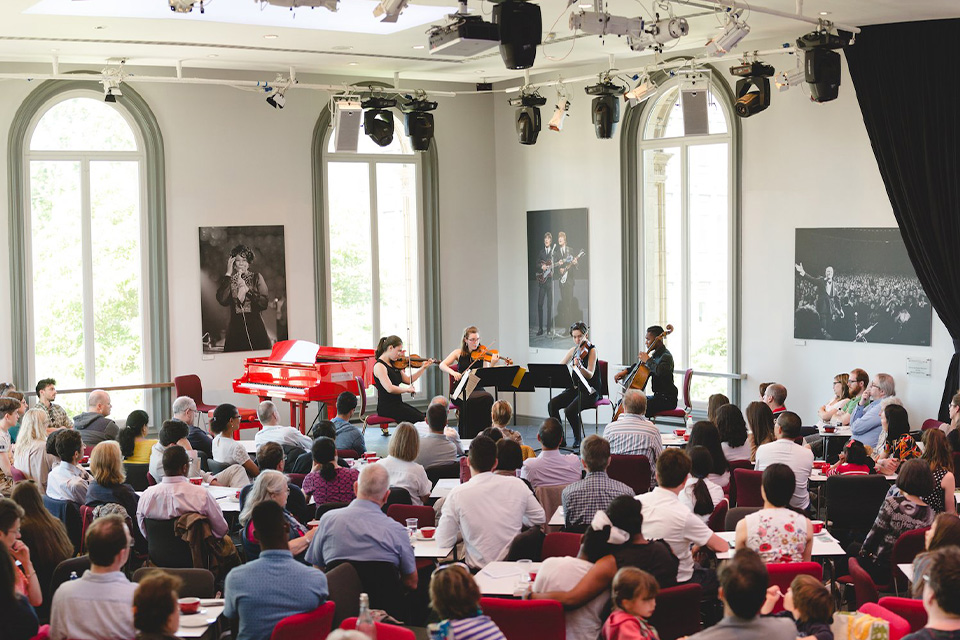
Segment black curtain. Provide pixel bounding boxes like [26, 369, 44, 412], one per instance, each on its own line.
[844, 19, 960, 421]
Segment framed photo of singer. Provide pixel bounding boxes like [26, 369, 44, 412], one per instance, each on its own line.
[527, 208, 590, 348]
[199, 225, 289, 353]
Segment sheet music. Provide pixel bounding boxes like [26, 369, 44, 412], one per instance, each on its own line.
[452, 368, 473, 400]
[573, 365, 595, 395]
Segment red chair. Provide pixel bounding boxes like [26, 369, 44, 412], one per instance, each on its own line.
[459, 457, 472, 483]
[607, 454, 651, 494]
[11, 467, 26, 483]
[174, 374, 218, 414]
[733, 469, 763, 507]
[336, 449, 359, 460]
[147, 472, 158, 486]
[270, 601, 335, 640]
[386, 504, 435, 528]
[842, 557, 882, 608]
[726, 459, 755, 507]
[480, 597, 565, 640]
[877, 597, 927, 633]
[707, 499, 728, 532]
[766, 562, 822, 613]
[83, 446, 94, 458]
[648, 583, 703, 640]
[287, 473, 306, 487]
[340, 618, 415, 640]
[651, 368, 693, 423]
[859, 603, 912, 640]
[922, 418, 944, 431]
[78, 505, 95, 554]
[891, 528, 929, 594]
[542, 532, 583, 559]
[356, 375, 395, 436]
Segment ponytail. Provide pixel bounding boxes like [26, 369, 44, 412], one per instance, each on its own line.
[312, 437, 338, 481]
[320, 460, 337, 482]
[117, 426, 138, 459]
[375, 335, 402, 359]
[688, 445, 716, 515]
[692, 478, 714, 516]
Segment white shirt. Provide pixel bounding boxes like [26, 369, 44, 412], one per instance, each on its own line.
[254, 424, 313, 451]
[721, 440, 752, 462]
[46, 461, 91, 504]
[436, 472, 545, 568]
[533, 556, 608, 640]
[50, 571, 137, 640]
[136, 475, 229, 539]
[413, 420, 431, 436]
[212, 434, 250, 465]
[680, 476, 725, 523]
[520, 450, 583, 488]
[377, 456, 432, 505]
[636, 487, 714, 583]
[753, 438, 814, 510]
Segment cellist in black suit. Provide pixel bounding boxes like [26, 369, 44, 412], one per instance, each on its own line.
[615, 325, 678, 418]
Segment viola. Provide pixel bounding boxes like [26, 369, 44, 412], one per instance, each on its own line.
[392, 355, 436, 369]
[470, 345, 514, 366]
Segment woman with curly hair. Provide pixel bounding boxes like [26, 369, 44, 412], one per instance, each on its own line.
[216, 243, 271, 351]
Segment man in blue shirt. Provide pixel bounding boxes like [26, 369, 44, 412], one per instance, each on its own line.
[850, 373, 895, 451]
[332, 392, 366, 456]
[224, 500, 328, 640]
[304, 463, 417, 590]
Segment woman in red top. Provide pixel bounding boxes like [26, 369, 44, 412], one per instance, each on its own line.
[826, 439, 873, 476]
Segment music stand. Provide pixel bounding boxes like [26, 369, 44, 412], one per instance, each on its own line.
[526, 364, 573, 407]
[474, 365, 532, 408]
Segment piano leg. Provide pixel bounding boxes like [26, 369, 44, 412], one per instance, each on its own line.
[289, 401, 297, 431]
[299, 402, 307, 434]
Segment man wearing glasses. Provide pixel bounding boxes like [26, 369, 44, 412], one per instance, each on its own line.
[172, 396, 213, 459]
[850, 373, 895, 451]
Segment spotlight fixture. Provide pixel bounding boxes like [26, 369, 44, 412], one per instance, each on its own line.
[548, 96, 570, 132]
[101, 77, 122, 103]
[103, 86, 121, 103]
[796, 29, 846, 103]
[585, 78, 626, 139]
[401, 98, 438, 152]
[169, 0, 205, 12]
[623, 76, 658, 106]
[362, 96, 397, 147]
[427, 1, 499, 56]
[774, 66, 805, 92]
[730, 60, 774, 118]
[508, 91, 547, 145]
[266, 89, 286, 109]
[704, 14, 750, 57]
[627, 17, 688, 52]
[374, 0, 409, 22]
[493, 0, 542, 70]
[569, 10, 644, 39]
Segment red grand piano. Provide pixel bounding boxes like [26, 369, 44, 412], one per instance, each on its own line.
[233, 340, 376, 433]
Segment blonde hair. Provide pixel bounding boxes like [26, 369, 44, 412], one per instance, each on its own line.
[17, 409, 50, 448]
[491, 400, 513, 427]
[90, 441, 126, 486]
[389, 422, 420, 462]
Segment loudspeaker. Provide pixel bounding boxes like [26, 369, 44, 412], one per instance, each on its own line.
[681, 89, 709, 136]
[493, 0, 541, 70]
[804, 48, 841, 103]
[334, 101, 363, 152]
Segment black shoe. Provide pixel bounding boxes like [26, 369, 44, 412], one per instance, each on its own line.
[560, 440, 567, 448]
[536, 329, 544, 336]
[571, 440, 581, 450]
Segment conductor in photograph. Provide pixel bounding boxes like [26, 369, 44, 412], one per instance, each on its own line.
[615, 325, 678, 418]
[547, 322, 598, 449]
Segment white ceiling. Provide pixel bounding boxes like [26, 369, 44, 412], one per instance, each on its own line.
[2, 0, 959, 84]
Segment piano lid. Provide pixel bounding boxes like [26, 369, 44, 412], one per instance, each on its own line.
[265, 340, 321, 364]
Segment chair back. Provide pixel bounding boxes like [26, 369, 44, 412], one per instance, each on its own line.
[766, 562, 822, 613]
[480, 597, 565, 640]
[595, 360, 610, 398]
[859, 603, 912, 640]
[147, 472, 158, 486]
[533, 484, 568, 533]
[11, 466, 26, 482]
[143, 518, 194, 568]
[607, 454, 650, 494]
[123, 463, 150, 491]
[386, 504, 435, 528]
[133, 567, 215, 598]
[49, 555, 91, 599]
[724, 506, 761, 531]
[355, 377, 367, 418]
[891, 528, 929, 593]
[270, 601, 336, 640]
[707, 499, 728, 532]
[426, 460, 461, 485]
[327, 560, 407, 622]
[174, 375, 214, 411]
[733, 469, 763, 507]
[78, 505, 95, 554]
[336, 449, 359, 460]
[877, 597, 927, 633]
[726, 459, 755, 506]
[541, 532, 582, 559]
[207, 459, 231, 474]
[826, 475, 891, 538]
[287, 473, 307, 487]
[680, 368, 694, 411]
[43, 495, 83, 554]
[384, 487, 413, 511]
[325, 562, 363, 628]
[459, 457, 472, 483]
[340, 618, 415, 640]
[315, 502, 350, 519]
[848, 557, 880, 607]
[922, 419, 944, 431]
[649, 583, 703, 640]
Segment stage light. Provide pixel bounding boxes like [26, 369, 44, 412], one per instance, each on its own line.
[492, 0, 541, 70]
[548, 98, 570, 131]
[627, 17, 688, 52]
[730, 60, 774, 118]
[373, 0, 408, 22]
[775, 66, 805, 92]
[705, 15, 750, 57]
[266, 89, 286, 109]
[362, 96, 397, 147]
[102, 79, 122, 103]
[508, 92, 547, 144]
[623, 77, 657, 106]
[585, 79, 625, 139]
[401, 98, 438, 152]
[796, 30, 846, 103]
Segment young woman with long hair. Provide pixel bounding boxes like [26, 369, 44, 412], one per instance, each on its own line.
[438, 326, 498, 438]
[373, 335, 434, 435]
[921, 428, 956, 514]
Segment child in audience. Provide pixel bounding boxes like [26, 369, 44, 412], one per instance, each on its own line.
[826, 439, 873, 476]
[761, 574, 834, 640]
[429, 564, 506, 640]
[602, 567, 660, 640]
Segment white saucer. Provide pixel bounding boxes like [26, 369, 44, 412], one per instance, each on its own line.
[180, 613, 212, 627]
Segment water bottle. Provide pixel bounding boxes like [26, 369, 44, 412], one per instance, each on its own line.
[69, 571, 78, 581]
[357, 593, 376, 639]
[685, 415, 694, 433]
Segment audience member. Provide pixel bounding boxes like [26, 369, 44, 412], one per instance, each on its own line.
[72, 389, 120, 447]
[763, 384, 788, 417]
[151, 419, 246, 488]
[379, 422, 432, 505]
[849, 373, 895, 451]
[754, 412, 814, 512]
[86, 440, 146, 551]
[0, 397, 19, 480]
[137, 446, 229, 540]
[685, 549, 797, 640]
[944, 391, 960, 439]
[133, 571, 183, 640]
[302, 437, 359, 504]
[46, 428, 91, 504]
[209, 404, 259, 478]
[248, 441, 311, 523]
[833, 368, 870, 427]
[118, 410, 156, 464]
[636, 449, 727, 584]
[914, 514, 960, 598]
[921, 429, 957, 514]
[602, 567, 660, 640]
[4, 391, 26, 444]
[492, 401, 536, 460]
[759, 574, 834, 640]
[562, 435, 633, 529]
[437, 435, 545, 568]
[905, 547, 960, 640]
[226, 500, 329, 640]
[304, 463, 417, 589]
[34, 378, 72, 431]
[429, 564, 507, 640]
[603, 391, 663, 486]
[0, 498, 42, 607]
[817, 373, 851, 426]
[172, 396, 212, 459]
[716, 405, 751, 462]
[875, 403, 920, 474]
[746, 402, 776, 462]
[0, 540, 38, 640]
[331, 391, 365, 455]
[707, 394, 730, 424]
[681, 446, 724, 523]
[826, 439, 872, 476]
[239, 470, 315, 561]
[50, 515, 137, 640]
[254, 400, 312, 452]
[521, 418, 583, 488]
[687, 421, 730, 488]
[532, 534, 610, 640]
[416, 403, 463, 469]
[759, 383, 774, 400]
[10, 481, 72, 608]
[481, 426, 503, 443]
[413, 396, 449, 436]
[13, 409, 57, 491]
[735, 463, 812, 562]
[494, 439, 527, 484]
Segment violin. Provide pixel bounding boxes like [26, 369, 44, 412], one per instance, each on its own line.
[470, 345, 514, 366]
[573, 340, 592, 368]
[392, 355, 436, 369]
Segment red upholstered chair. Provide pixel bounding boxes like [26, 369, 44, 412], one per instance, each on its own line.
[542, 532, 583, 559]
[859, 603, 912, 640]
[287, 473, 306, 487]
[147, 472, 158, 486]
[174, 374, 218, 414]
[357, 375, 395, 436]
[340, 618, 416, 640]
[651, 368, 693, 423]
[877, 597, 927, 633]
[480, 597, 565, 640]
[726, 459, 755, 507]
[459, 457, 472, 483]
[707, 499, 728, 532]
[336, 449, 359, 460]
[648, 584, 703, 640]
[841, 557, 882, 608]
[78, 505, 95, 554]
[607, 454, 651, 495]
[270, 601, 336, 640]
[922, 418, 944, 431]
[891, 528, 929, 594]
[732, 469, 763, 507]
[387, 504, 435, 528]
[766, 562, 823, 613]
[11, 467, 26, 483]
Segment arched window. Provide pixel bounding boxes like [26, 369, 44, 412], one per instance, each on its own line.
[9, 82, 168, 419]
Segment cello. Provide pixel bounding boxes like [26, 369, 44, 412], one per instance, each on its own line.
[611, 324, 673, 420]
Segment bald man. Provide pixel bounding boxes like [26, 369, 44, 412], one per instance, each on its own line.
[73, 389, 120, 447]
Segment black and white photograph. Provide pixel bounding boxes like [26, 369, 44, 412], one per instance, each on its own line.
[527, 208, 590, 348]
[199, 225, 289, 353]
[794, 227, 932, 346]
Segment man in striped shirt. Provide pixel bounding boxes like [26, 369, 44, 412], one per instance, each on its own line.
[603, 391, 663, 486]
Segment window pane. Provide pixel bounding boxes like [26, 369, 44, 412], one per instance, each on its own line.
[377, 163, 420, 357]
[643, 88, 728, 140]
[688, 144, 730, 401]
[30, 161, 86, 397]
[30, 98, 137, 151]
[641, 147, 684, 366]
[90, 161, 144, 416]
[328, 162, 374, 348]
[326, 115, 414, 155]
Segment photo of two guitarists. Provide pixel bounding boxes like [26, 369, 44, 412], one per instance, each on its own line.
[535, 231, 585, 338]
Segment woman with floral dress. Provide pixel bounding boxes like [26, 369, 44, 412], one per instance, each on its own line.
[735, 463, 813, 563]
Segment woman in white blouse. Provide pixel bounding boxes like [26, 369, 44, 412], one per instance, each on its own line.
[680, 445, 724, 523]
[816, 373, 851, 426]
[378, 422, 432, 505]
[209, 404, 260, 478]
[12, 410, 57, 491]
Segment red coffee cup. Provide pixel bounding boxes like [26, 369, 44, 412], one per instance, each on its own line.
[683, 434, 690, 442]
[823, 425, 836, 433]
[420, 526, 436, 539]
[179, 597, 201, 614]
[674, 429, 685, 437]
[529, 572, 538, 582]
[235, 490, 241, 499]
[189, 477, 202, 486]
[811, 520, 825, 534]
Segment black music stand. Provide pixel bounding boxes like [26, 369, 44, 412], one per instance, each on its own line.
[474, 366, 534, 424]
[527, 364, 573, 405]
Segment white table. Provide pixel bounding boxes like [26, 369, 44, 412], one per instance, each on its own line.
[412, 537, 453, 559]
[241, 440, 257, 455]
[549, 506, 565, 526]
[715, 530, 846, 559]
[430, 478, 460, 499]
[661, 434, 686, 448]
[176, 601, 225, 639]
[899, 563, 914, 582]
[138, 484, 241, 513]
[475, 561, 542, 596]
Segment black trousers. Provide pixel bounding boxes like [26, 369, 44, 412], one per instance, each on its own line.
[548, 386, 599, 445]
[378, 400, 424, 425]
[645, 393, 678, 417]
[537, 282, 553, 332]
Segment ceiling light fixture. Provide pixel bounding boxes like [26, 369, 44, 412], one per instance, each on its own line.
[168, 0, 205, 13]
[623, 75, 658, 106]
[569, 10, 687, 53]
[401, 96, 438, 152]
[493, 0, 542, 69]
[704, 13, 750, 56]
[730, 59, 774, 118]
[796, 28, 846, 102]
[427, 1, 499, 57]
[362, 96, 397, 147]
[374, 0, 409, 23]
[548, 85, 570, 132]
[585, 76, 626, 138]
[508, 89, 547, 145]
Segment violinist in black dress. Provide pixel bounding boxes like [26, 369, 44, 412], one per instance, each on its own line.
[547, 321, 598, 448]
[372, 335, 434, 435]
[439, 326, 499, 439]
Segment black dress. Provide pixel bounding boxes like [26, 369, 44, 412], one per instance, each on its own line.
[216, 271, 271, 352]
[454, 352, 495, 439]
[613, 539, 680, 588]
[373, 361, 424, 424]
[547, 343, 600, 446]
